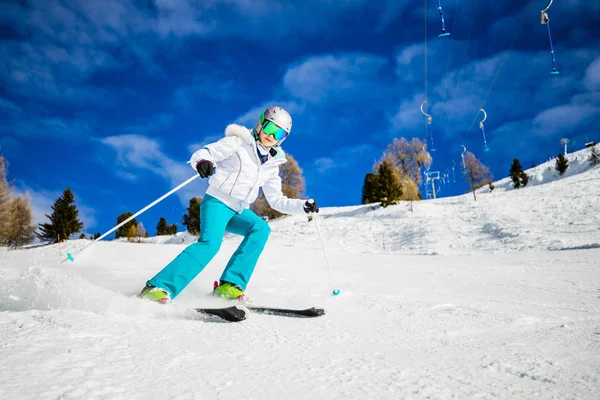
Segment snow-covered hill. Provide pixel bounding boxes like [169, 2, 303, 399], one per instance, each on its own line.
[265, 154, 600, 256]
[490, 143, 600, 192]
[141, 144, 600, 257]
[1, 150, 599, 400]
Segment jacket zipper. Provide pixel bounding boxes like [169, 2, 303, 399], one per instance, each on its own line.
[240, 144, 266, 202]
[228, 152, 242, 195]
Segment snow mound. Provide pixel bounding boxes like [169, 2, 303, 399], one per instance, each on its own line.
[0, 262, 186, 320]
[490, 144, 600, 192]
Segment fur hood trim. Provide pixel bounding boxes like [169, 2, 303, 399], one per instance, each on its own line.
[225, 124, 254, 145]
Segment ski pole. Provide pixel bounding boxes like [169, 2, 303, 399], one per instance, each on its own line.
[62, 174, 199, 263]
[308, 201, 340, 296]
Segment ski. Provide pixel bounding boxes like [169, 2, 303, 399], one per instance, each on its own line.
[195, 305, 249, 322]
[246, 305, 326, 318]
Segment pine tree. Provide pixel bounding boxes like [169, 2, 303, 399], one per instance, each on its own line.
[182, 197, 201, 235]
[463, 152, 493, 201]
[92, 232, 101, 240]
[520, 172, 529, 187]
[509, 158, 529, 189]
[376, 160, 403, 208]
[37, 188, 84, 242]
[555, 153, 569, 175]
[168, 224, 178, 235]
[589, 146, 600, 166]
[79, 233, 86, 239]
[509, 158, 524, 189]
[156, 217, 169, 235]
[3, 195, 36, 248]
[361, 173, 379, 204]
[115, 212, 137, 239]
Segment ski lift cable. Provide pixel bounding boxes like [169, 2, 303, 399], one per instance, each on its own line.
[436, 0, 461, 127]
[466, 0, 536, 134]
[423, 0, 430, 148]
[442, 0, 477, 136]
[424, 0, 428, 106]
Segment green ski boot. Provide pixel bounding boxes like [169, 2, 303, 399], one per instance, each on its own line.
[213, 281, 245, 300]
[139, 285, 171, 304]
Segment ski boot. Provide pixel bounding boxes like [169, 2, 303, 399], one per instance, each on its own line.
[139, 285, 171, 304]
[213, 281, 244, 301]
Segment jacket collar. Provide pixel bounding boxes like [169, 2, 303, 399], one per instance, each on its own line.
[224, 123, 287, 163]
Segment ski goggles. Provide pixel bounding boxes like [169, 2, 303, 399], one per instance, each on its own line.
[261, 120, 289, 141]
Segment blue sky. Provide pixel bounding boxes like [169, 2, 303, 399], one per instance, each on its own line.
[1, 0, 599, 237]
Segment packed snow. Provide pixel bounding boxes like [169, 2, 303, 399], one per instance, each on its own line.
[1, 147, 599, 399]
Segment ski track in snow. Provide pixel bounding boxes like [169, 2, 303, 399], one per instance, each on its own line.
[1, 151, 600, 399]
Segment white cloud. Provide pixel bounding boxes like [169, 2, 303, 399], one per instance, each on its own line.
[187, 135, 224, 154]
[396, 44, 426, 66]
[123, 113, 175, 136]
[388, 45, 600, 143]
[1, 36, 118, 104]
[0, 98, 24, 115]
[312, 145, 376, 175]
[115, 170, 138, 182]
[1, 116, 96, 141]
[283, 54, 389, 104]
[314, 158, 336, 173]
[234, 101, 306, 127]
[390, 95, 425, 132]
[584, 56, 600, 91]
[173, 79, 235, 108]
[571, 92, 600, 105]
[533, 105, 600, 136]
[100, 134, 204, 205]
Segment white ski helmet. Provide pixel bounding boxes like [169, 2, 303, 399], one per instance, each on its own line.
[254, 106, 292, 147]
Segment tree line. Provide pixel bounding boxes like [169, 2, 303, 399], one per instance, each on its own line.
[0, 153, 307, 247]
[360, 137, 497, 203]
[2, 144, 596, 248]
[360, 137, 599, 205]
[0, 156, 36, 248]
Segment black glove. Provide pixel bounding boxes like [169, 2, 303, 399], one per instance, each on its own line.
[196, 160, 214, 178]
[303, 199, 319, 214]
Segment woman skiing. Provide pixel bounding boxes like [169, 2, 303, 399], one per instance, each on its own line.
[139, 106, 319, 303]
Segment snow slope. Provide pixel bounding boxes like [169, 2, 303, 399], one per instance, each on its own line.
[490, 144, 600, 192]
[1, 157, 599, 399]
[265, 156, 600, 256]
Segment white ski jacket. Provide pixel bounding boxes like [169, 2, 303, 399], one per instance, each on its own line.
[189, 124, 306, 214]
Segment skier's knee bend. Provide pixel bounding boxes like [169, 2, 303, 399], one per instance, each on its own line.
[250, 220, 271, 241]
[189, 237, 221, 256]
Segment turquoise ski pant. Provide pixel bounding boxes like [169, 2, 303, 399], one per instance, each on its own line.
[147, 194, 271, 298]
